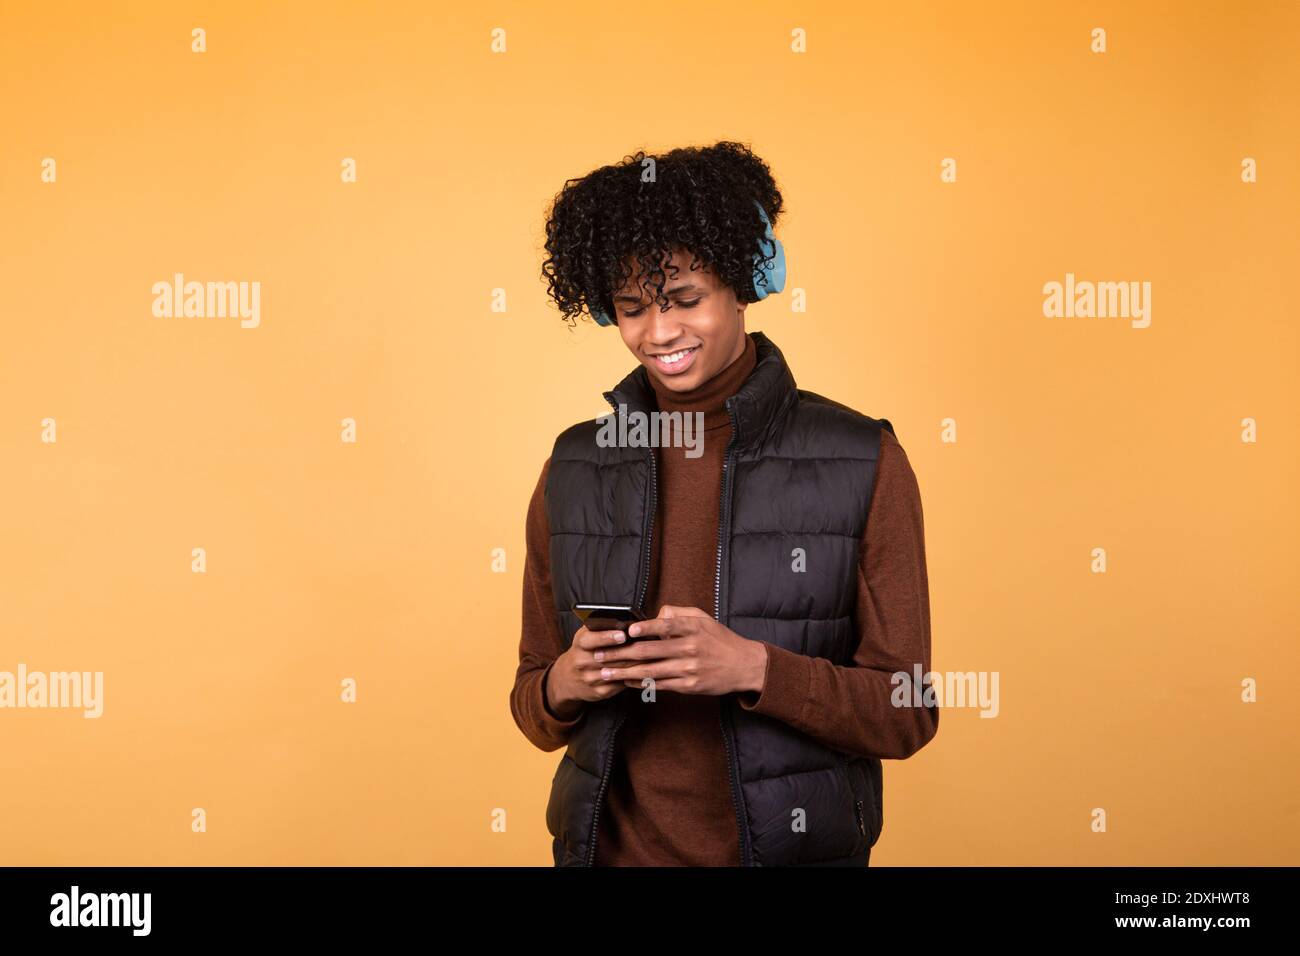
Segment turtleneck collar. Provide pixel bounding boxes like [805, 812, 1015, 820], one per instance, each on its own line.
[646, 331, 757, 431]
[604, 330, 797, 452]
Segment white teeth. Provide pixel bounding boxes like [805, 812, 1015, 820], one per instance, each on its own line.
[657, 347, 695, 365]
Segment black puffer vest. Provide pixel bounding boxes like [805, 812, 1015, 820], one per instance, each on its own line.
[544, 331, 894, 866]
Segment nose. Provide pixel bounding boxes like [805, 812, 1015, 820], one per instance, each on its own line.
[644, 301, 687, 348]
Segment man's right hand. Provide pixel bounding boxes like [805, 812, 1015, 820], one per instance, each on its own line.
[546, 625, 635, 718]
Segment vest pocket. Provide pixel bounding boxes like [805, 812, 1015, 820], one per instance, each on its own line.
[847, 758, 881, 851]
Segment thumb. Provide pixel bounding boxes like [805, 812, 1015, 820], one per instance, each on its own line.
[655, 605, 707, 619]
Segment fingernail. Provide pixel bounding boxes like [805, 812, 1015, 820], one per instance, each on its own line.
[628, 624, 640, 636]
[594, 650, 604, 661]
[613, 632, 626, 643]
[601, 668, 612, 679]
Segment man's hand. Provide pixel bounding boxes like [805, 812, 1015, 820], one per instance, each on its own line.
[546, 624, 638, 717]
[594, 605, 769, 696]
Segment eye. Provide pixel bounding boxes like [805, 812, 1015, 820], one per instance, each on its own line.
[621, 298, 703, 319]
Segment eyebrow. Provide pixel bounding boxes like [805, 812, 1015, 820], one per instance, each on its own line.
[612, 282, 704, 304]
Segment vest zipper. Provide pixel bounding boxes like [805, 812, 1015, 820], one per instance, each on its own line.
[584, 707, 628, 866]
[585, 395, 657, 866]
[856, 799, 867, 838]
[637, 443, 657, 615]
[716, 397, 754, 866]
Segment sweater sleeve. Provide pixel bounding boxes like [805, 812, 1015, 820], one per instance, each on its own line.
[735, 428, 939, 760]
[508, 455, 587, 752]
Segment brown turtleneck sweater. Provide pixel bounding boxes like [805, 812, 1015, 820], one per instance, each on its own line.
[509, 331, 937, 865]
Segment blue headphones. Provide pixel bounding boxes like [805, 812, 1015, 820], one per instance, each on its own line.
[590, 199, 786, 326]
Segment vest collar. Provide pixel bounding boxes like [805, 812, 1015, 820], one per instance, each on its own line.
[602, 330, 797, 452]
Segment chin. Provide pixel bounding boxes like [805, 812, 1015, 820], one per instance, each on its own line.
[661, 377, 697, 391]
[651, 368, 703, 390]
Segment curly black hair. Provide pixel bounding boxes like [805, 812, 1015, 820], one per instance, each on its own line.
[540, 140, 784, 328]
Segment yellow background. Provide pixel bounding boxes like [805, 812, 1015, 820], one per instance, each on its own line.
[1, 0, 1296, 865]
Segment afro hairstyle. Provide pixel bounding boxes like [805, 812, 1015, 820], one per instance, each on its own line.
[540, 140, 784, 328]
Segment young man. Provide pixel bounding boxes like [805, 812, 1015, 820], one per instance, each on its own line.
[510, 141, 938, 866]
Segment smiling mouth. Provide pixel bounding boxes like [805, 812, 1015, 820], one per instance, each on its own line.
[647, 345, 701, 374]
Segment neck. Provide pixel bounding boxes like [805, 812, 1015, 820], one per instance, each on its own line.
[648, 331, 757, 430]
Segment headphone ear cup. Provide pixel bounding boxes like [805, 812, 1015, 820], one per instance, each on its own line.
[756, 235, 786, 299]
[751, 199, 786, 300]
[592, 309, 613, 326]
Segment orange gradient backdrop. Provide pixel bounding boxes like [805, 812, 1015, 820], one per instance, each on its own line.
[1, 0, 1296, 865]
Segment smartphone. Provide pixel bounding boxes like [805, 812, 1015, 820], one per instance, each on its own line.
[573, 603, 651, 640]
